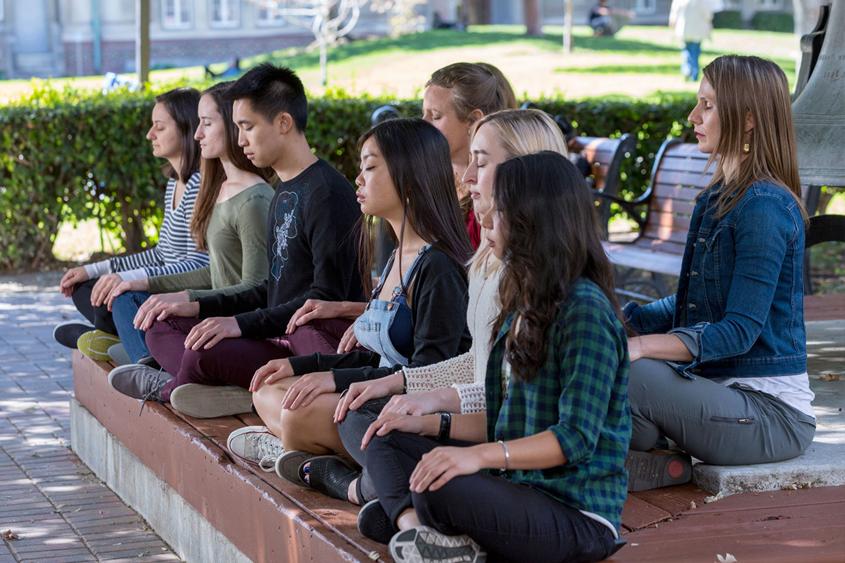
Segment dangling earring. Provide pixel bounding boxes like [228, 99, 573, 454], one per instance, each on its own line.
[743, 141, 750, 153]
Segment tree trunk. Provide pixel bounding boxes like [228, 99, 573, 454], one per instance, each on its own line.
[464, 0, 489, 25]
[563, 0, 574, 53]
[524, 0, 541, 36]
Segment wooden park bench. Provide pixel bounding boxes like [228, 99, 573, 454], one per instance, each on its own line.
[599, 137, 845, 321]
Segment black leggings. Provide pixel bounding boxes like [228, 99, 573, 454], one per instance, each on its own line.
[71, 279, 117, 335]
[366, 430, 620, 563]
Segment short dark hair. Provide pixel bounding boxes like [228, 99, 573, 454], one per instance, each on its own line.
[227, 63, 308, 131]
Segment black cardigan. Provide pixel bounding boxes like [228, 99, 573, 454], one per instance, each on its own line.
[288, 247, 472, 392]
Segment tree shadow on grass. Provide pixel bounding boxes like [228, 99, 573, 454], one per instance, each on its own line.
[248, 28, 679, 70]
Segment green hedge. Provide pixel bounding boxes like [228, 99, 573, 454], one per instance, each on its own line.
[0, 86, 695, 271]
[713, 10, 744, 29]
[751, 11, 794, 33]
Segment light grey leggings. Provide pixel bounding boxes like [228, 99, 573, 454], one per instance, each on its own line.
[629, 359, 816, 465]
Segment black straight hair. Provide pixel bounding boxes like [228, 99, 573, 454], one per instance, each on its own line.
[357, 118, 472, 292]
[155, 87, 201, 183]
[226, 63, 308, 131]
[491, 151, 621, 381]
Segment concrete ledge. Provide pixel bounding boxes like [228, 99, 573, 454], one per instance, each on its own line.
[693, 441, 845, 496]
[70, 398, 250, 563]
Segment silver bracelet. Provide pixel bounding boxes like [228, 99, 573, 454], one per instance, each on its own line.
[497, 440, 510, 471]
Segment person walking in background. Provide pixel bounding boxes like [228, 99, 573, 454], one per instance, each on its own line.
[670, 0, 719, 81]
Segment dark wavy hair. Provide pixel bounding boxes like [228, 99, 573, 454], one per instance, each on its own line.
[358, 118, 472, 292]
[155, 87, 201, 183]
[191, 82, 275, 250]
[491, 151, 621, 381]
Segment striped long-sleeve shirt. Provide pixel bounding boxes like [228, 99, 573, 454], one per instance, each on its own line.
[84, 172, 209, 281]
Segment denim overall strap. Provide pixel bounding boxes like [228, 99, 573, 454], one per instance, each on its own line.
[354, 244, 432, 368]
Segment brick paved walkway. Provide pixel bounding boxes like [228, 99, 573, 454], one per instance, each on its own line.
[0, 273, 180, 562]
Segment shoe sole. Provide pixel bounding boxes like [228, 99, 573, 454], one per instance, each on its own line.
[625, 450, 692, 492]
[389, 527, 486, 563]
[170, 384, 253, 418]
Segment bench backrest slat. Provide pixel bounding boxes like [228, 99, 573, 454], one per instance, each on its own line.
[637, 140, 716, 255]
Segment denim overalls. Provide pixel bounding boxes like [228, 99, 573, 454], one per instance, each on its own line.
[353, 245, 430, 367]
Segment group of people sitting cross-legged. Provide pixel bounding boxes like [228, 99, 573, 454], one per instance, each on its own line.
[54, 55, 815, 563]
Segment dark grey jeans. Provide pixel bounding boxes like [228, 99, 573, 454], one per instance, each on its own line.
[629, 359, 816, 465]
[337, 396, 394, 503]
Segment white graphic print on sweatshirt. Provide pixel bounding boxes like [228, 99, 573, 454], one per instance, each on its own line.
[271, 191, 299, 280]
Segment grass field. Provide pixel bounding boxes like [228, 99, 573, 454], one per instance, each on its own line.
[0, 25, 801, 102]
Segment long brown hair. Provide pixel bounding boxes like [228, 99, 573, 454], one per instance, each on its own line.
[357, 118, 472, 294]
[702, 55, 805, 218]
[492, 151, 620, 382]
[155, 87, 201, 183]
[190, 82, 274, 250]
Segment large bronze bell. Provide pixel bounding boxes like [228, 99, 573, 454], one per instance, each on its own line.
[792, 1, 845, 189]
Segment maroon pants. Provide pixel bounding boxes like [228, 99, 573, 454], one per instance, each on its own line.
[145, 317, 351, 402]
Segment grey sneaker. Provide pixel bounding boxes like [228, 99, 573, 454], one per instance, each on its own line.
[226, 426, 284, 472]
[389, 526, 486, 563]
[108, 364, 173, 402]
[169, 383, 253, 418]
[53, 321, 94, 349]
[107, 343, 131, 366]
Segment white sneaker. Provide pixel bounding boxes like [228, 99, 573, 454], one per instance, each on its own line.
[226, 426, 284, 472]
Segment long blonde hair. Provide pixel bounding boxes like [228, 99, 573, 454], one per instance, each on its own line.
[702, 55, 805, 218]
[468, 109, 569, 272]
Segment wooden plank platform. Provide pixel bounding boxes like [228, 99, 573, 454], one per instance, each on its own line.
[72, 353, 845, 563]
[612, 486, 845, 562]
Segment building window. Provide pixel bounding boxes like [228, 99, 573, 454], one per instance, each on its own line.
[0, 0, 5, 22]
[757, 0, 782, 9]
[635, 0, 656, 14]
[211, 0, 240, 28]
[257, 4, 287, 27]
[162, 0, 193, 29]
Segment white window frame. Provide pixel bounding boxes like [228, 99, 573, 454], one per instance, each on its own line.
[210, 0, 240, 28]
[635, 0, 656, 14]
[161, 0, 193, 30]
[256, 4, 287, 27]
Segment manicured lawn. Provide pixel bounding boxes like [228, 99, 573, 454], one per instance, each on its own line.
[0, 25, 800, 102]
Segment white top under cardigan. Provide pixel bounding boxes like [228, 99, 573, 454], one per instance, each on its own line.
[403, 254, 501, 413]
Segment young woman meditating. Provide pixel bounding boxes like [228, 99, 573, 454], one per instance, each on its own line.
[361, 151, 629, 563]
[246, 118, 473, 499]
[54, 88, 208, 362]
[106, 81, 275, 400]
[327, 109, 570, 507]
[624, 55, 815, 491]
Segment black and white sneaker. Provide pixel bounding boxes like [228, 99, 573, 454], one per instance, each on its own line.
[53, 321, 94, 349]
[389, 526, 486, 563]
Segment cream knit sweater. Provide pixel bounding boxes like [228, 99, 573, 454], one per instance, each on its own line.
[403, 255, 501, 413]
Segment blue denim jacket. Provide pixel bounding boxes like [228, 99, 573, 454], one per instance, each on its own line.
[625, 180, 806, 379]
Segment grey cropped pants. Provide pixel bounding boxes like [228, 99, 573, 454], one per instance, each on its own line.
[628, 359, 816, 465]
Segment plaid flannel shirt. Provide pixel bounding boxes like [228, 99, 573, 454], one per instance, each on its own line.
[485, 278, 631, 531]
